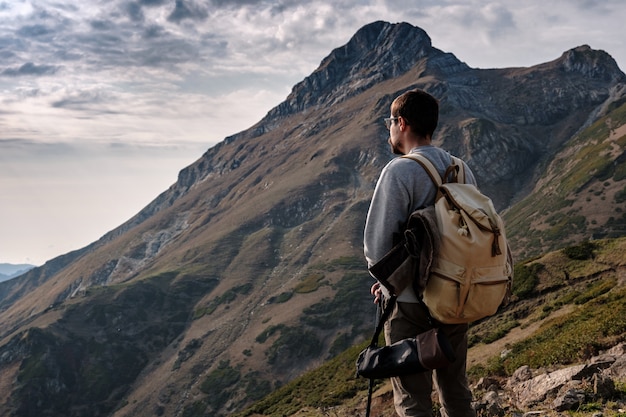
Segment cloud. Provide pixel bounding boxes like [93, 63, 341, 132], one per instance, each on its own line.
[1, 0, 624, 143]
[0, 138, 77, 159]
[167, 0, 209, 23]
[50, 89, 118, 112]
[136, 37, 204, 67]
[139, 0, 170, 6]
[1, 0, 626, 265]
[570, 0, 623, 14]
[89, 19, 116, 31]
[141, 24, 167, 39]
[125, 2, 145, 22]
[16, 23, 55, 37]
[1, 62, 59, 77]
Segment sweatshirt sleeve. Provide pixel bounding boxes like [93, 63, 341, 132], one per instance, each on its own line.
[363, 161, 412, 269]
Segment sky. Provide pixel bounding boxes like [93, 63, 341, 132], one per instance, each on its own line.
[1, 0, 625, 266]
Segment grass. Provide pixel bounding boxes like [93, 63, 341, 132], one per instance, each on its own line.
[294, 272, 326, 293]
[500, 286, 626, 374]
[231, 343, 371, 417]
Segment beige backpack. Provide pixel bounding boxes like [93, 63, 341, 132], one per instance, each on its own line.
[403, 154, 513, 324]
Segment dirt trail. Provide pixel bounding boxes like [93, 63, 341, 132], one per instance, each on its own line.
[609, 123, 626, 141]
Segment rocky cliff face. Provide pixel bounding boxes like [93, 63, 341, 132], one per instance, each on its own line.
[0, 21, 625, 417]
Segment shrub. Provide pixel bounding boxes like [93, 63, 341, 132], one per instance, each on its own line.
[255, 324, 286, 344]
[265, 327, 321, 366]
[615, 185, 626, 203]
[268, 292, 293, 304]
[200, 360, 240, 393]
[294, 273, 325, 293]
[300, 272, 371, 329]
[193, 283, 253, 319]
[243, 372, 272, 401]
[563, 240, 597, 260]
[512, 263, 542, 298]
[199, 360, 241, 409]
[326, 256, 364, 270]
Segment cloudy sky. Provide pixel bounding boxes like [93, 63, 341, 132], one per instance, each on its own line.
[1, 0, 625, 266]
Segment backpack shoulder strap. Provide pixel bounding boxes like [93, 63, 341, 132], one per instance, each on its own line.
[450, 156, 466, 184]
[402, 153, 442, 187]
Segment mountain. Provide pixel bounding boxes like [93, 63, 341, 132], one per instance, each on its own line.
[0, 21, 625, 417]
[0, 263, 35, 282]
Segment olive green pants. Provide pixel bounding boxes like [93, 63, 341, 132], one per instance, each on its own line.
[384, 301, 476, 417]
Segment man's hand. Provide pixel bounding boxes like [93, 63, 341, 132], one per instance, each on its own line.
[370, 282, 383, 304]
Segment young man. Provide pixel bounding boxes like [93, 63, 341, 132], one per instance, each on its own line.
[363, 89, 477, 417]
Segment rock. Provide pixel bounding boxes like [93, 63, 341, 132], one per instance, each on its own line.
[475, 377, 502, 391]
[604, 346, 626, 380]
[501, 343, 626, 413]
[509, 365, 533, 386]
[593, 374, 616, 398]
[606, 343, 626, 357]
[474, 390, 505, 417]
[552, 387, 586, 411]
[521, 412, 543, 417]
[511, 365, 586, 407]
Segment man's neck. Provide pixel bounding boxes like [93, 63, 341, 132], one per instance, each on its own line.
[404, 135, 431, 152]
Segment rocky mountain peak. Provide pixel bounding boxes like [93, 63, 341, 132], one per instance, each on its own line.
[556, 45, 625, 82]
[266, 21, 467, 118]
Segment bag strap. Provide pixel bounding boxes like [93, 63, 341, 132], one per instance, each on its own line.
[368, 293, 439, 348]
[450, 155, 466, 184]
[368, 295, 397, 347]
[402, 153, 442, 187]
[419, 297, 437, 328]
[402, 153, 466, 186]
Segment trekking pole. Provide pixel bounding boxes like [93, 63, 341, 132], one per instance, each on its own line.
[366, 377, 374, 417]
[365, 297, 382, 417]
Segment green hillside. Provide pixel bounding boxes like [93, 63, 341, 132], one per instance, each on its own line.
[505, 101, 626, 260]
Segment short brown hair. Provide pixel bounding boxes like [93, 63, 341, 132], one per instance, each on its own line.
[391, 90, 439, 138]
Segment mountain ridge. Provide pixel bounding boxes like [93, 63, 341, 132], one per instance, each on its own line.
[0, 264, 35, 282]
[0, 21, 625, 417]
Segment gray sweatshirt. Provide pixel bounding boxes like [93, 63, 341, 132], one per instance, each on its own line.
[363, 145, 477, 302]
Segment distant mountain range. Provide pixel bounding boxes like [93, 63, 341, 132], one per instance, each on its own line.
[0, 21, 624, 417]
[0, 263, 35, 282]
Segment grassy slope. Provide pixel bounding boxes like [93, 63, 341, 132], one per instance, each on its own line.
[232, 237, 626, 417]
[504, 101, 626, 260]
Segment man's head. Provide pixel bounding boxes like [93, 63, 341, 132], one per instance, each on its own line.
[391, 89, 439, 138]
[386, 89, 439, 155]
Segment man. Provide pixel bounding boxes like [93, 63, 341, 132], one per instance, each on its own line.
[363, 89, 477, 417]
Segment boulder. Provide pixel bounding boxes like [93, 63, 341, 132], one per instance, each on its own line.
[511, 365, 586, 407]
[501, 343, 625, 413]
[552, 385, 586, 411]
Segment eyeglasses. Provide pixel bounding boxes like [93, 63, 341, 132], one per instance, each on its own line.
[383, 117, 399, 129]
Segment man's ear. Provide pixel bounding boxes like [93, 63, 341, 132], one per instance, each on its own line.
[398, 116, 408, 131]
